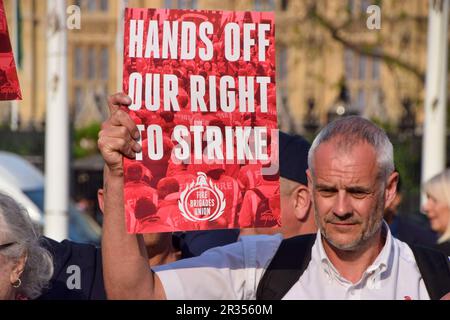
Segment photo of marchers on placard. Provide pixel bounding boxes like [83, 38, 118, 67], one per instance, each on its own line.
[0, 0, 21, 101]
[122, 8, 279, 233]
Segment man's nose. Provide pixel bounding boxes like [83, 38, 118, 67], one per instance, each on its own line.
[332, 191, 353, 218]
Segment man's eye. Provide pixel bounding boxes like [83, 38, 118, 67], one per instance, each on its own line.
[351, 192, 368, 199]
[319, 190, 336, 197]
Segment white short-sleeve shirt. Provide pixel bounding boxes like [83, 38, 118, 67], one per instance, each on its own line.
[154, 234, 282, 300]
[153, 224, 430, 300]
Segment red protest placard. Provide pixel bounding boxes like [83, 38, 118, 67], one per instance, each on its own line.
[122, 8, 279, 233]
[0, 0, 22, 101]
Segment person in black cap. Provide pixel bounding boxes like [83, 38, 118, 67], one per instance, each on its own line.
[278, 131, 316, 238]
[239, 131, 316, 238]
[179, 131, 316, 256]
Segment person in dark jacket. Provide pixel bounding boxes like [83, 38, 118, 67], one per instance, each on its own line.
[37, 188, 182, 300]
[37, 237, 105, 300]
[384, 175, 437, 248]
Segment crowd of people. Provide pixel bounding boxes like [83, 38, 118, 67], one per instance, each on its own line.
[0, 93, 450, 300]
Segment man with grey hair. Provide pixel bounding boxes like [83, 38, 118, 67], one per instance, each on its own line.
[307, 116, 396, 255]
[99, 93, 450, 300]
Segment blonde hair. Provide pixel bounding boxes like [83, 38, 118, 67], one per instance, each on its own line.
[423, 169, 450, 243]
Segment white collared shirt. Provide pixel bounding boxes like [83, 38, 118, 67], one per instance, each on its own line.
[154, 223, 430, 300]
[283, 223, 430, 300]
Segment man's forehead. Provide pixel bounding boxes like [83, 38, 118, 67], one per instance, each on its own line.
[314, 170, 373, 187]
[314, 140, 377, 164]
[312, 140, 378, 182]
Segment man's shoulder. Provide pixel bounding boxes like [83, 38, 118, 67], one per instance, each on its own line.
[394, 236, 450, 272]
[155, 233, 283, 273]
[239, 234, 285, 269]
[400, 240, 450, 300]
[433, 240, 450, 259]
[436, 241, 450, 257]
[392, 236, 419, 265]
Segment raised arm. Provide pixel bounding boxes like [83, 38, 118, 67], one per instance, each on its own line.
[98, 93, 166, 300]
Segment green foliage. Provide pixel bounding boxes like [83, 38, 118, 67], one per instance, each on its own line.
[74, 122, 101, 141]
[374, 0, 383, 7]
[73, 122, 101, 159]
[392, 138, 421, 195]
[369, 117, 395, 133]
[391, 136, 423, 215]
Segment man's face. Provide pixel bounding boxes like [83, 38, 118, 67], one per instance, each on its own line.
[308, 141, 391, 251]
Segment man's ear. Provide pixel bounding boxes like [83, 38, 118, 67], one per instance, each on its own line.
[10, 254, 27, 285]
[384, 171, 399, 210]
[292, 184, 311, 221]
[97, 188, 104, 213]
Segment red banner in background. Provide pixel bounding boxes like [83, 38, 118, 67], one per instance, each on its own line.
[0, 0, 21, 101]
[123, 8, 279, 233]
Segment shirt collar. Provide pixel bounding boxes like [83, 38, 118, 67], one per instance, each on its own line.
[314, 220, 393, 283]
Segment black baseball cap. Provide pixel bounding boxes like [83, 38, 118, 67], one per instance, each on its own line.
[279, 131, 311, 185]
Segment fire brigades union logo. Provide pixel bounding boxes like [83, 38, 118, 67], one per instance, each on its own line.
[178, 172, 226, 222]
